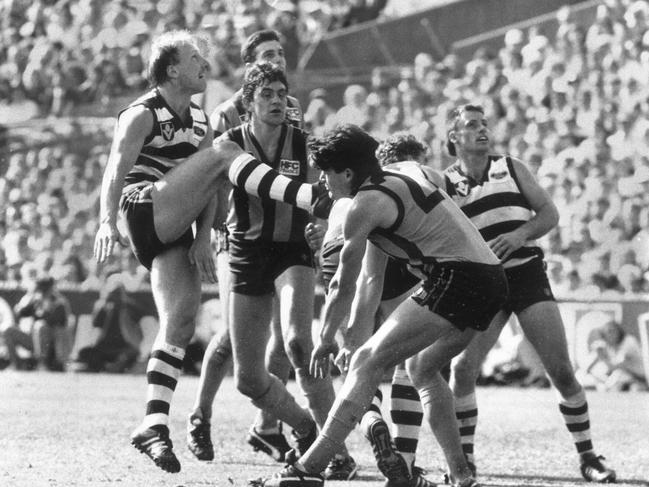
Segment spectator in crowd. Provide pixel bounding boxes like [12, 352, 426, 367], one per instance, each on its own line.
[3, 276, 71, 371]
[3, 0, 649, 302]
[73, 273, 145, 373]
[579, 319, 647, 391]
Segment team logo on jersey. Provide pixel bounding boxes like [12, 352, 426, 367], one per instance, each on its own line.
[194, 125, 205, 137]
[286, 107, 300, 121]
[279, 159, 300, 176]
[160, 122, 174, 141]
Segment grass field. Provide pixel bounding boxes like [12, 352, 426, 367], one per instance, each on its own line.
[1, 371, 647, 487]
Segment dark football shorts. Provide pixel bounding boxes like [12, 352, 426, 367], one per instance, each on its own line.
[120, 185, 194, 270]
[229, 238, 314, 296]
[382, 260, 420, 301]
[319, 240, 342, 293]
[411, 261, 508, 331]
[319, 243, 418, 301]
[503, 257, 555, 314]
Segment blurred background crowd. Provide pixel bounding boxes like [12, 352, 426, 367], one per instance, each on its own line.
[0, 0, 395, 117]
[1, 0, 649, 299]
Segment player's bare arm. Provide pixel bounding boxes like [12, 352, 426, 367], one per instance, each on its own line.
[489, 158, 559, 261]
[311, 191, 395, 377]
[94, 106, 153, 263]
[335, 242, 387, 373]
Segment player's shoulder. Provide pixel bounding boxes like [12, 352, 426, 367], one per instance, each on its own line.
[120, 89, 157, 117]
[210, 91, 246, 133]
[213, 91, 243, 114]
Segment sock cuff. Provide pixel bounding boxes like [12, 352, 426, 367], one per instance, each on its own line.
[560, 388, 586, 406]
[153, 341, 186, 361]
[392, 366, 410, 383]
[455, 392, 477, 410]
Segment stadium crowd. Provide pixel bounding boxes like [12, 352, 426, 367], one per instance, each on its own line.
[0, 0, 391, 117]
[2, 0, 649, 300]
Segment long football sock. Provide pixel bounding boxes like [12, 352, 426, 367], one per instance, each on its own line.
[454, 392, 477, 466]
[142, 342, 185, 428]
[558, 389, 594, 458]
[390, 367, 422, 469]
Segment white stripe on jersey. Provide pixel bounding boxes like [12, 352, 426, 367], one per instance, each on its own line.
[470, 206, 534, 231]
[154, 107, 173, 121]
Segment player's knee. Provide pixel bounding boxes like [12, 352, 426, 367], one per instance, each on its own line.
[285, 335, 310, 369]
[234, 370, 265, 399]
[452, 356, 481, 386]
[206, 345, 231, 369]
[348, 345, 378, 374]
[212, 140, 245, 173]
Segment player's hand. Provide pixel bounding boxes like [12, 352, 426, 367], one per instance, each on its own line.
[304, 223, 325, 251]
[94, 221, 125, 263]
[310, 337, 339, 379]
[189, 237, 217, 283]
[488, 230, 526, 261]
[334, 342, 358, 374]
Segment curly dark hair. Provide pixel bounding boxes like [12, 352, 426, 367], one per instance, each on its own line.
[308, 124, 380, 194]
[241, 63, 289, 108]
[376, 132, 428, 166]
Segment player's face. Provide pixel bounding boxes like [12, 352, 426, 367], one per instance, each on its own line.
[250, 80, 287, 126]
[252, 40, 287, 72]
[451, 110, 491, 154]
[175, 42, 209, 94]
[321, 168, 352, 199]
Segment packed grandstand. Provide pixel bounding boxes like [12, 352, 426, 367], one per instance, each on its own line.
[0, 0, 648, 301]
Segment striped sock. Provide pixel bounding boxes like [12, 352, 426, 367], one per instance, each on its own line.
[558, 389, 594, 457]
[142, 342, 185, 428]
[390, 367, 422, 469]
[368, 388, 384, 418]
[360, 388, 384, 436]
[455, 392, 478, 465]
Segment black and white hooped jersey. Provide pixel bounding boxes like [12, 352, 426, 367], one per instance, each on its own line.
[358, 161, 499, 273]
[443, 155, 540, 268]
[218, 123, 311, 242]
[121, 89, 209, 197]
[210, 89, 303, 137]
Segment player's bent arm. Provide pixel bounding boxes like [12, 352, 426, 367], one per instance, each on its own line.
[510, 158, 559, 240]
[95, 106, 152, 262]
[321, 194, 388, 343]
[346, 243, 387, 347]
[99, 106, 153, 225]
